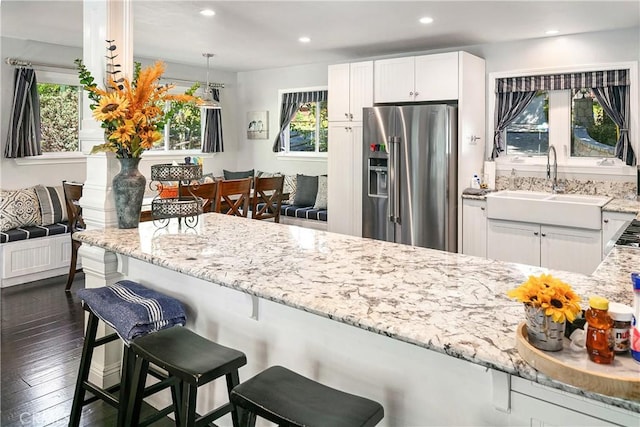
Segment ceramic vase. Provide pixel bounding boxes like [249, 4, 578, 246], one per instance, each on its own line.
[113, 157, 146, 229]
[524, 304, 566, 351]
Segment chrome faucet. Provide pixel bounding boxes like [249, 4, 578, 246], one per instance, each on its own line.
[546, 145, 563, 193]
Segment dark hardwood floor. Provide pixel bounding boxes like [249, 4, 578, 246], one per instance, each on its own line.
[1, 274, 174, 426]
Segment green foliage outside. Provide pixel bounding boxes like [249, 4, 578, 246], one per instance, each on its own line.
[587, 103, 618, 147]
[38, 83, 79, 152]
[289, 101, 328, 152]
[168, 101, 202, 150]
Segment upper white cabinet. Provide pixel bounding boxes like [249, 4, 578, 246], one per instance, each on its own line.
[374, 52, 459, 103]
[328, 61, 373, 122]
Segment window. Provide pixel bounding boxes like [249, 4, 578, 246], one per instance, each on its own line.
[505, 91, 548, 156]
[37, 82, 81, 153]
[285, 101, 328, 153]
[152, 98, 202, 151]
[571, 88, 616, 158]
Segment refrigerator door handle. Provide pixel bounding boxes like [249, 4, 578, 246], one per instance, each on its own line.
[392, 137, 401, 225]
[388, 136, 395, 224]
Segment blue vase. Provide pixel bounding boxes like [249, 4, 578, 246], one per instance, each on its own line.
[113, 157, 146, 229]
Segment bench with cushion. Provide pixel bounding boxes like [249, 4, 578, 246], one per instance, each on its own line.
[0, 185, 75, 287]
[279, 173, 328, 230]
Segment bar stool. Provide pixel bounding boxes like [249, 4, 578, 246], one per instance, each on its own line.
[230, 366, 384, 427]
[126, 326, 247, 427]
[69, 281, 187, 427]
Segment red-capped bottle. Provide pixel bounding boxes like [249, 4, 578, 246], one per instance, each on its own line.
[585, 296, 614, 364]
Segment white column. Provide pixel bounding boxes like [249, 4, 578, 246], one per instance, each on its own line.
[79, 0, 134, 230]
[78, 0, 133, 387]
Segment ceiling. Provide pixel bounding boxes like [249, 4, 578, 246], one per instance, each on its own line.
[2, 1, 639, 72]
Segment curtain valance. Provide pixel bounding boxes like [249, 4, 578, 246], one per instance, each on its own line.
[496, 69, 629, 93]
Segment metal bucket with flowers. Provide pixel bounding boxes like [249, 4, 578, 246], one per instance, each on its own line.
[508, 274, 582, 351]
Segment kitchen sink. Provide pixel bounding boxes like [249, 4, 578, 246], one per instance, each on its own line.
[486, 190, 612, 229]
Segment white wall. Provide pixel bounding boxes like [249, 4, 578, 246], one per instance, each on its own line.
[235, 63, 330, 176]
[0, 37, 239, 191]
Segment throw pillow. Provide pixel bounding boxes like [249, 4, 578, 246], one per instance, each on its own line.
[293, 174, 318, 207]
[256, 170, 282, 178]
[199, 173, 216, 184]
[0, 187, 42, 232]
[282, 175, 297, 205]
[313, 175, 328, 210]
[223, 169, 254, 180]
[34, 185, 68, 225]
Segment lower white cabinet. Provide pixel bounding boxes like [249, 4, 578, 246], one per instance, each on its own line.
[462, 198, 487, 257]
[602, 211, 635, 257]
[327, 122, 363, 236]
[487, 219, 601, 275]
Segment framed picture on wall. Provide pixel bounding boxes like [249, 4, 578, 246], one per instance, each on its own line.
[247, 111, 268, 139]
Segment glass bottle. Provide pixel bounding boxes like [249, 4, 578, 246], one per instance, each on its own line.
[585, 296, 614, 364]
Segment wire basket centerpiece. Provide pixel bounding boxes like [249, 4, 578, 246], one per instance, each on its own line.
[149, 163, 204, 228]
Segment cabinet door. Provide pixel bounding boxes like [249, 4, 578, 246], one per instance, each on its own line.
[541, 225, 602, 275]
[462, 199, 487, 257]
[374, 57, 415, 103]
[487, 220, 540, 266]
[349, 61, 373, 122]
[602, 211, 635, 257]
[328, 63, 351, 122]
[414, 52, 459, 101]
[328, 123, 362, 236]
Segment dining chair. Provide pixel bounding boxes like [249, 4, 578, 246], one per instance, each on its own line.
[251, 175, 285, 222]
[214, 178, 252, 217]
[179, 181, 218, 213]
[62, 181, 85, 292]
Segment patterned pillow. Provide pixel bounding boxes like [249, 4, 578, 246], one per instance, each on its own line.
[282, 175, 297, 205]
[256, 170, 282, 178]
[0, 187, 42, 232]
[314, 175, 328, 210]
[34, 185, 68, 226]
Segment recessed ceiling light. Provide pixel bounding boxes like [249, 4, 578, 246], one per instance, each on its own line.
[200, 9, 215, 17]
[545, 29, 559, 35]
[419, 17, 434, 24]
[299, 36, 311, 43]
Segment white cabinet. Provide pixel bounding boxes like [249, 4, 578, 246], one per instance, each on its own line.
[374, 52, 458, 103]
[487, 219, 602, 275]
[462, 198, 487, 257]
[327, 123, 362, 236]
[602, 211, 635, 257]
[328, 61, 373, 122]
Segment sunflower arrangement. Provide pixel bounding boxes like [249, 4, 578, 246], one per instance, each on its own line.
[75, 48, 199, 158]
[507, 274, 582, 323]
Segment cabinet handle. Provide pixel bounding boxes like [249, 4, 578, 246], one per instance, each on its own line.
[534, 232, 539, 236]
[344, 113, 349, 118]
[409, 91, 414, 96]
[541, 233, 546, 237]
[344, 127, 349, 131]
[414, 91, 419, 97]
[480, 207, 485, 211]
[349, 113, 353, 120]
[603, 219, 609, 223]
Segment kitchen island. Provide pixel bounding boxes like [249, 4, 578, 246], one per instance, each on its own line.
[74, 214, 639, 426]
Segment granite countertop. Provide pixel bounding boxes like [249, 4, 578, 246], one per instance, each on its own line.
[74, 215, 640, 413]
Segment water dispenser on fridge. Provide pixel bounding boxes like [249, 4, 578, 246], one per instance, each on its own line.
[368, 158, 388, 197]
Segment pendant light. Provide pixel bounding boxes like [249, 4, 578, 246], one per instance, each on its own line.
[201, 53, 220, 110]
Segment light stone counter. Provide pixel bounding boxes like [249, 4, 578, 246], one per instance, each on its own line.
[74, 214, 640, 414]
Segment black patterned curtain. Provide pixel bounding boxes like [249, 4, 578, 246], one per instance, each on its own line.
[4, 68, 42, 158]
[202, 88, 223, 153]
[272, 90, 328, 152]
[492, 69, 632, 161]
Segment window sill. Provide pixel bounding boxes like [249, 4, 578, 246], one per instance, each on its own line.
[13, 153, 87, 165]
[277, 152, 328, 162]
[494, 157, 635, 176]
[141, 150, 215, 160]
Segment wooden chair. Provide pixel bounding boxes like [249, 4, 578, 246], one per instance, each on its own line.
[63, 181, 85, 292]
[214, 178, 252, 217]
[251, 176, 285, 222]
[178, 182, 218, 213]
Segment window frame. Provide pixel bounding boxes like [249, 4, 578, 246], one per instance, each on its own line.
[154, 84, 204, 153]
[488, 61, 638, 176]
[276, 87, 328, 160]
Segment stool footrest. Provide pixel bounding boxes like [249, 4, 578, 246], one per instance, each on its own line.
[196, 402, 233, 426]
[93, 332, 120, 347]
[83, 381, 119, 408]
[138, 404, 176, 427]
[142, 376, 179, 397]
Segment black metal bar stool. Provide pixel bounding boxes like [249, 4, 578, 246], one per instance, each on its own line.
[230, 366, 384, 427]
[126, 326, 247, 427]
[69, 280, 187, 427]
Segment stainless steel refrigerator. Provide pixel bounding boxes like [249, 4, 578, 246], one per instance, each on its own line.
[362, 104, 457, 251]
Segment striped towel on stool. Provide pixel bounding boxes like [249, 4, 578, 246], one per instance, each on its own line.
[77, 280, 187, 344]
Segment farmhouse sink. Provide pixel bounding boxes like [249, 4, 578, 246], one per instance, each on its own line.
[486, 190, 612, 229]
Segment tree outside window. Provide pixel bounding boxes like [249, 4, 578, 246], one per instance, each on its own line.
[287, 101, 328, 153]
[571, 88, 616, 157]
[38, 83, 80, 152]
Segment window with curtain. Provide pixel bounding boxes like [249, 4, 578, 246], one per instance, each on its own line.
[493, 69, 635, 166]
[273, 89, 328, 155]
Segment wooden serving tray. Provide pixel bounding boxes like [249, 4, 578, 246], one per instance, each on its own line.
[515, 323, 640, 400]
